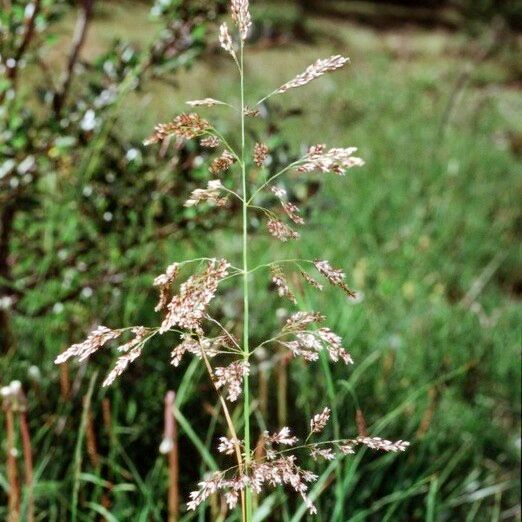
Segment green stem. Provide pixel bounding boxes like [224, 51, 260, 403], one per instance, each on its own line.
[240, 43, 253, 522]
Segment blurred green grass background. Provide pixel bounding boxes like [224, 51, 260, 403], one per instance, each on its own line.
[1, 1, 521, 520]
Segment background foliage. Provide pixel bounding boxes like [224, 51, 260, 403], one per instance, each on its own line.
[1, 0, 520, 520]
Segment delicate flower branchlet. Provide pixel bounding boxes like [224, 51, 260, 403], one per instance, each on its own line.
[271, 265, 297, 304]
[214, 361, 250, 402]
[250, 457, 318, 515]
[153, 262, 180, 312]
[270, 186, 304, 225]
[210, 150, 236, 175]
[103, 327, 147, 386]
[185, 180, 227, 207]
[144, 113, 210, 145]
[218, 436, 242, 455]
[310, 407, 331, 434]
[201, 135, 221, 148]
[314, 259, 357, 298]
[280, 328, 353, 365]
[298, 145, 365, 175]
[55, 326, 121, 364]
[219, 23, 236, 58]
[171, 335, 228, 367]
[230, 0, 252, 40]
[267, 219, 300, 242]
[300, 271, 324, 291]
[263, 427, 299, 447]
[284, 311, 325, 332]
[244, 106, 260, 117]
[340, 437, 410, 454]
[186, 98, 225, 107]
[310, 447, 335, 461]
[254, 143, 269, 167]
[275, 55, 349, 94]
[160, 259, 230, 333]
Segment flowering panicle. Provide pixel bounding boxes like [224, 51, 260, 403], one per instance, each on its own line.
[275, 55, 349, 94]
[144, 113, 210, 145]
[186, 98, 225, 107]
[153, 262, 180, 312]
[230, 0, 252, 40]
[184, 180, 227, 208]
[298, 145, 365, 175]
[160, 259, 230, 333]
[55, 326, 121, 364]
[103, 327, 147, 386]
[210, 150, 236, 175]
[314, 259, 357, 298]
[271, 265, 297, 304]
[214, 361, 250, 402]
[254, 143, 269, 167]
[267, 219, 299, 242]
[56, 3, 410, 518]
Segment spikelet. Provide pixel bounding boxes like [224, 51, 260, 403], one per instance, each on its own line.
[298, 145, 365, 175]
[184, 180, 227, 207]
[314, 259, 357, 297]
[200, 135, 221, 148]
[153, 262, 180, 312]
[210, 150, 236, 175]
[219, 22, 236, 58]
[103, 327, 147, 387]
[267, 219, 300, 241]
[275, 55, 349, 94]
[270, 186, 304, 225]
[271, 265, 297, 304]
[144, 113, 210, 145]
[186, 98, 226, 107]
[254, 143, 269, 167]
[214, 361, 250, 402]
[310, 407, 331, 433]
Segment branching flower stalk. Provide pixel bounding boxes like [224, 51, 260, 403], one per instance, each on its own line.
[55, 2, 409, 520]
